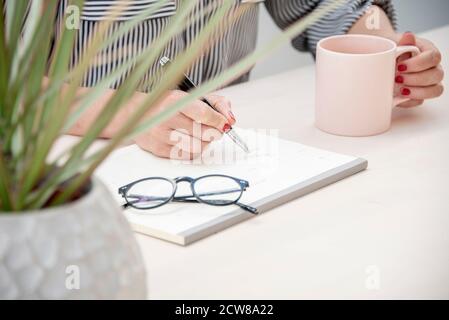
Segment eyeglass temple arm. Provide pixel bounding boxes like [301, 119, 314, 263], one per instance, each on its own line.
[120, 195, 167, 210]
[121, 202, 131, 209]
[124, 188, 241, 202]
[121, 192, 239, 208]
[235, 202, 258, 214]
[172, 197, 258, 215]
[124, 190, 242, 203]
[122, 189, 258, 215]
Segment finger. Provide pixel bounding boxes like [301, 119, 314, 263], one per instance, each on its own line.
[397, 99, 424, 108]
[414, 36, 438, 53]
[397, 49, 442, 73]
[149, 143, 173, 159]
[137, 140, 192, 160]
[181, 99, 229, 132]
[398, 32, 416, 46]
[134, 128, 177, 159]
[165, 129, 209, 155]
[166, 113, 223, 142]
[205, 94, 236, 125]
[134, 125, 204, 160]
[143, 138, 202, 160]
[398, 84, 444, 100]
[158, 143, 194, 160]
[148, 126, 218, 154]
[395, 65, 444, 87]
[397, 32, 416, 63]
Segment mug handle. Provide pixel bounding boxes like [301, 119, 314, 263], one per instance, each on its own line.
[393, 45, 421, 107]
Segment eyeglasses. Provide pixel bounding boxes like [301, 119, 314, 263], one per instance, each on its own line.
[118, 174, 258, 214]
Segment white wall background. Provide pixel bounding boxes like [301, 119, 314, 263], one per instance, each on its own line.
[251, 0, 449, 80]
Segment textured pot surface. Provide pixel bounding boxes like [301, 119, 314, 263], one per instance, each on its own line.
[0, 178, 146, 299]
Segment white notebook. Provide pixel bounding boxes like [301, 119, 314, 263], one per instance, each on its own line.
[95, 129, 367, 245]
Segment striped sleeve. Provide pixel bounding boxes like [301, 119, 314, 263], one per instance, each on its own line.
[264, 0, 396, 56]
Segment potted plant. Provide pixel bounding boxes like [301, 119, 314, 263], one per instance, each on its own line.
[0, 0, 341, 299]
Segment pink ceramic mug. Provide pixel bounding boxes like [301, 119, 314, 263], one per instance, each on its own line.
[315, 34, 420, 137]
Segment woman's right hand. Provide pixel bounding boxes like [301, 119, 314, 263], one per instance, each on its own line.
[133, 90, 235, 159]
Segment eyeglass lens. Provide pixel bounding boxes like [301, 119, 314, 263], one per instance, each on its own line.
[193, 176, 243, 205]
[125, 178, 174, 209]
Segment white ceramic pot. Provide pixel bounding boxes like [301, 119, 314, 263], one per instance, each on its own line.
[0, 178, 146, 299]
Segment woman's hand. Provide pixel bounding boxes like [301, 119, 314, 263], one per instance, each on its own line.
[394, 32, 445, 108]
[133, 90, 235, 159]
[348, 6, 444, 108]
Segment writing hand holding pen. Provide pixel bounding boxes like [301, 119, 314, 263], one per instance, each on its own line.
[132, 89, 236, 160]
[159, 56, 249, 153]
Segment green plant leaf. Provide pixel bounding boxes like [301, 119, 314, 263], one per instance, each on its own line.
[0, 1, 9, 120]
[0, 151, 13, 210]
[5, 2, 58, 166]
[17, 0, 84, 208]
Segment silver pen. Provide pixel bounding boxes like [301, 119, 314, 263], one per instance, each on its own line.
[159, 56, 249, 153]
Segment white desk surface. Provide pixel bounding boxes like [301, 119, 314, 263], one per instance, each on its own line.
[133, 26, 449, 299]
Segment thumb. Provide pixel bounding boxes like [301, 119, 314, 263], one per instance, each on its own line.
[398, 31, 416, 46]
[397, 32, 416, 63]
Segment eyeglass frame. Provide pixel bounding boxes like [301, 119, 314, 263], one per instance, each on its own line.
[118, 174, 258, 214]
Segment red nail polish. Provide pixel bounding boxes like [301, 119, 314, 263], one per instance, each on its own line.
[229, 111, 236, 121]
[398, 64, 407, 72]
[395, 75, 404, 84]
[222, 123, 231, 132]
[401, 87, 411, 96]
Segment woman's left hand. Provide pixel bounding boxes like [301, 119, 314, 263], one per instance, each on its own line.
[394, 32, 444, 108]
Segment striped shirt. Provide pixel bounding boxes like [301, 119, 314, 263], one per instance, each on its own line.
[55, 0, 396, 91]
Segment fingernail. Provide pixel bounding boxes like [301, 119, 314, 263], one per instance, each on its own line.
[222, 123, 231, 132]
[401, 87, 411, 96]
[228, 111, 236, 121]
[398, 64, 407, 72]
[395, 75, 404, 84]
